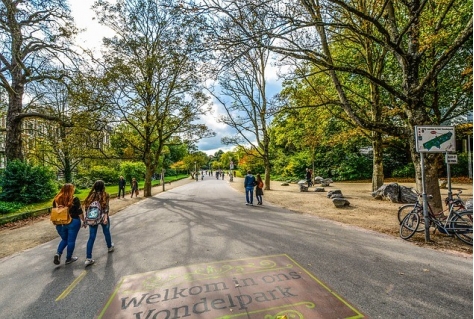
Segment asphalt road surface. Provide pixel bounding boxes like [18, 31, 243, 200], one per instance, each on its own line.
[0, 178, 471, 318]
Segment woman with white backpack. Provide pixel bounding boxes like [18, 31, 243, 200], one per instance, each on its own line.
[83, 180, 114, 267]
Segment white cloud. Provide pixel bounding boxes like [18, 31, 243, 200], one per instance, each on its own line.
[70, 0, 114, 53]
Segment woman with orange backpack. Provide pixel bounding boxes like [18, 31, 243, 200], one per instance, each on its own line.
[52, 183, 85, 265]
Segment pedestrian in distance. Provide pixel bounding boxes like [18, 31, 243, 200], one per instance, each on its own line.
[244, 170, 256, 206]
[256, 174, 264, 205]
[83, 180, 114, 267]
[130, 177, 138, 198]
[52, 183, 85, 265]
[306, 168, 313, 188]
[118, 175, 126, 199]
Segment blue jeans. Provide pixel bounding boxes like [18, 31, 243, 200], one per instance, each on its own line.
[86, 217, 112, 259]
[56, 218, 81, 260]
[245, 187, 254, 204]
[118, 187, 125, 198]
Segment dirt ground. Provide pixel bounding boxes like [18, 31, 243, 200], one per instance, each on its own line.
[0, 177, 472, 259]
[228, 178, 473, 257]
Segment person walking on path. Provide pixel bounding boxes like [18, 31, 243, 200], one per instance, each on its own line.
[118, 176, 126, 199]
[130, 177, 139, 198]
[244, 170, 256, 206]
[52, 183, 85, 265]
[255, 174, 264, 205]
[83, 180, 114, 267]
[306, 168, 312, 188]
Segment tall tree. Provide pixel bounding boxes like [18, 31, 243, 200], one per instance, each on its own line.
[27, 78, 110, 182]
[0, 0, 79, 161]
[209, 0, 472, 210]
[203, 2, 275, 189]
[92, 0, 213, 197]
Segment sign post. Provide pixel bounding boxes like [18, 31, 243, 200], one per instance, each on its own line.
[445, 153, 458, 201]
[415, 126, 456, 243]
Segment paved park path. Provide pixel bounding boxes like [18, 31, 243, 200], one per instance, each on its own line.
[0, 178, 471, 318]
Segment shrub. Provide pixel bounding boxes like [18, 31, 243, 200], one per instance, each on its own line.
[120, 161, 146, 184]
[73, 177, 94, 189]
[0, 160, 57, 203]
[332, 154, 372, 181]
[0, 201, 23, 215]
[86, 166, 117, 184]
[450, 152, 470, 177]
[392, 163, 416, 178]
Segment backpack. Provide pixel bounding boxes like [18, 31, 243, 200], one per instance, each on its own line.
[50, 205, 72, 225]
[85, 201, 103, 226]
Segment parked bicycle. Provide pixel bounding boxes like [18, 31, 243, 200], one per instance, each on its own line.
[399, 190, 472, 245]
[398, 190, 466, 226]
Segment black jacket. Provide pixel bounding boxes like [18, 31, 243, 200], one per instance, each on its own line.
[52, 197, 83, 219]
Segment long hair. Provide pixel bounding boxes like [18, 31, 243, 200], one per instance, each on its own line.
[256, 174, 263, 183]
[54, 183, 75, 207]
[84, 180, 108, 209]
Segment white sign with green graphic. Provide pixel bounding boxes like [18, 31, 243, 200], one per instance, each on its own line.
[415, 126, 456, 153]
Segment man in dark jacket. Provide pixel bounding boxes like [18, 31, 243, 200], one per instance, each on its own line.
[118, 176, 126, 199]
[244, 171, 256, 206]
[306, 168, 312, 188]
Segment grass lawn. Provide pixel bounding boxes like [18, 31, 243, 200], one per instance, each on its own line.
[0, 174, 188, 224]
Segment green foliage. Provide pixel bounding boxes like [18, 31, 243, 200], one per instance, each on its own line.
[73, 177, 94, 189]
[448, 153, 471, 177]
[164, 168, 177, 176]
[0, 201, 23, 215]
[120, 161, 146, 184]
[78, 165, 117, 185]
[332, 154, 372, 181]
[392, 163, 416, 178]
[0, 160, 57, 203]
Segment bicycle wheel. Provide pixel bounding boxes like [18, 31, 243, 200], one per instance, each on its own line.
[451, 210, 473, 245]
[398, 204, 425, 232]
[398, 204, 416, 223]
[400, 211, 420, 240]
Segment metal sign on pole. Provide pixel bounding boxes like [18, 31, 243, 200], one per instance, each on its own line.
[415, 126, 456, 243]
[419, 152, 431, 242]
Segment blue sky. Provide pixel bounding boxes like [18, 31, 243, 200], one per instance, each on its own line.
[70, 0, 283, 156]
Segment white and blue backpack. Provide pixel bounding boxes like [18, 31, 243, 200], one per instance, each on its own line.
[85, 200, 103, 226]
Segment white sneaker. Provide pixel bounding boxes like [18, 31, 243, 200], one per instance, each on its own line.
[108, 244, 115, 253]
[85, 259, 95, 267]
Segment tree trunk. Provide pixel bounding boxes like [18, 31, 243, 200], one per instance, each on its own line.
[372, 131, 384, 191]
[144, 165, 154, 198]
[143, 149, 156, 198]
[64, 156, 72, 183]
[264, 155, 271, 190]
[6, 87, 24, 162]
